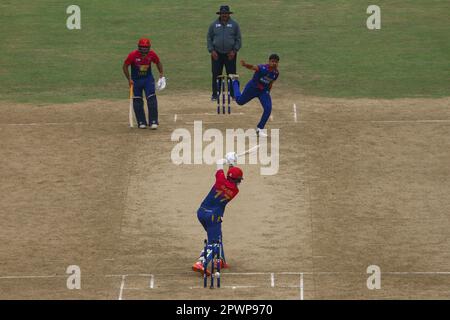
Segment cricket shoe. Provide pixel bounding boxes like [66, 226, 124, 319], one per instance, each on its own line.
[150, 123, 158, 130]
[192, 261, 211, 276]
[138, 124, 147, 129]
[256, 127, 268, 137]
[211, 94, 218, 101]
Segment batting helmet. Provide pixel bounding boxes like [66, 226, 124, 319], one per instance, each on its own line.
[138, 38, 151, 47]
[227, 166, 243, 183]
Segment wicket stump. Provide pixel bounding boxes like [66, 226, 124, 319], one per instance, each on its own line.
[202, 239, 222, 289]
[216, 75, 232, 115]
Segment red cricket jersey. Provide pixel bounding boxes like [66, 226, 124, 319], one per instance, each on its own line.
[200, 169, 239, 213]
[124, 50, 160, 80]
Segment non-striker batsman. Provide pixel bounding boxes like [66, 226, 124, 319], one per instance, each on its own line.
[123, 38, 166, 129]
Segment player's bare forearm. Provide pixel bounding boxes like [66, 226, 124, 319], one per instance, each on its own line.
[156, 61, 164, 77]
[122, 63, 131, 82]
[240, 60, 258, 71]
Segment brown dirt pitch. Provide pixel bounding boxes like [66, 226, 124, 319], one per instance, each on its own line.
[1, 91, 450, 299]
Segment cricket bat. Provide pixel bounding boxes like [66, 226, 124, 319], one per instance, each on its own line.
[129, 85, 134, 128]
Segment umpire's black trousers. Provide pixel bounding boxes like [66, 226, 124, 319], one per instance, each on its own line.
[211, 52, 237, 97]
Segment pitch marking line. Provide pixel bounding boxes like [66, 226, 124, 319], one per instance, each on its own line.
[2, 271, 450, 280]
[5, 119, 450, 127]
[184, 121, 227, 125]
[189, 285, 303, 290]
[184, 112, 245, 116]
[150, 274, 155, 289]
[3, 271, 450, 299]
[2, 122, 120, 126]
[293, 104, 298, 122]
[118, 275, 126, 301]
[6, 119, 448, 126]
[300, 273, 304, 300]
[189, 285, 258, 290]
[105, 273, 153, 277]
[369, 120, 450, 123]
[387, 272, 450, 275]
[103, 271, 450, 277]
[0, 275, 66, 279]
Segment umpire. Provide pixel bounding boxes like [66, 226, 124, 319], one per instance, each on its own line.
[207, 5, 242, 100]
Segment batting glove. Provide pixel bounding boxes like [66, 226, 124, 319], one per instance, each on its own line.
[225, 152, 237, 166]
[156, 76, 166, 91]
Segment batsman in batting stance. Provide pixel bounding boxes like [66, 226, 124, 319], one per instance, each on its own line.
[122, 38, 166, 129]
[192, 152, 242, 275]
[229, 54, 280, 136]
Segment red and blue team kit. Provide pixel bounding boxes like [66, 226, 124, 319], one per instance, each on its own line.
[124, 50, 160, 81]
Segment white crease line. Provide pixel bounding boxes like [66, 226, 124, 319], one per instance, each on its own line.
[300, 273, 304, 300]
[293, 104, 298, 122]
[386, 272, 450, 275]
[184, 121, 225, 124]
[202, 112, 245, 116]
[106, 271, 450, 277]
[0, 275, 65, 279]
[2, 122, 104, 126]
[118, 275, 126, 300]
[225, 272, 271, 276]
[1, 121, 163, 127]
[150, 274, 155, 289]
[270, 273, 275, 288]
[4, 119, 450, 127]
[189, 285, 259, 289]
[3, 271, 450, 281]
[106, 273, 153, 277]
[369, 120, 450, 123]
[189, 285, 303, 289]
[304, 271, 450, 275]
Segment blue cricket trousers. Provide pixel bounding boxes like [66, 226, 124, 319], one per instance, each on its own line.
[197, 207, 226, 263]
[132, 76, 158, 126]
[233, 80, 272, 130]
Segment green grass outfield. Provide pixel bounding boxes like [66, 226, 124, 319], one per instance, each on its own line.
[0, 0, 448, 103]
